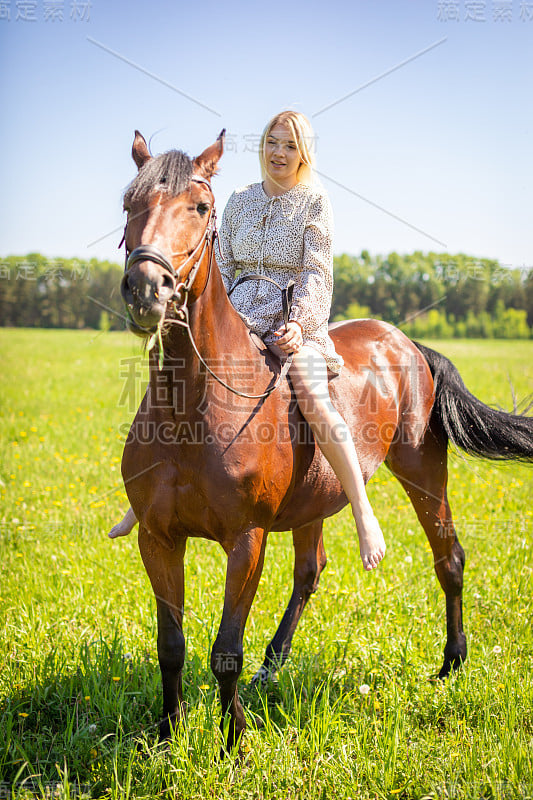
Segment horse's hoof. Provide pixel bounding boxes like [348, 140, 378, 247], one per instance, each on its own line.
[250, 665, 278, 689]
[158, 713, 182, 742]
[250, 666, 269, 688]
[437, 654, 466, 680]
[438, 637, 467, 679]
[134, 737, 155, 759]
[218, 738, 247, 762]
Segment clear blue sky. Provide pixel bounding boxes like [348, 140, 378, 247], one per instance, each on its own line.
[1, 0, 532, 267]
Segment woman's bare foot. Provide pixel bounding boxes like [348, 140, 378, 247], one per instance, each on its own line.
[108, 507, 137, 539]
[355, 512, 386, 571]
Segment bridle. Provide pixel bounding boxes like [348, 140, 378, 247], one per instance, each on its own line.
[120, 176, 293, 400]
[120, 175, 216, 328]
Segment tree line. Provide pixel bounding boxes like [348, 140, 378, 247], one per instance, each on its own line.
[332, 251, 532, 339]
[1, 251, 531, 338]
[0, 254, 126, 331]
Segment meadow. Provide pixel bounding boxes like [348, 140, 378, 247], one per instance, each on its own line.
[0, 329, 532, 800]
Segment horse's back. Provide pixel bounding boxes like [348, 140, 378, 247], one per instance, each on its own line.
[328, 317, 435, 462]
[329, 317, 420, 362]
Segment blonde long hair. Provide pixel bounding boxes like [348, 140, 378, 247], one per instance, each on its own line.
[259, 111, 317, 186]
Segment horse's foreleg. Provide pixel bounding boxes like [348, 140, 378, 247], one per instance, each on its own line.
[138, 527, 187, 740]
[252, 520, 326, 686]
[387, 431, 467, 678]
[211, 527, 267, 755]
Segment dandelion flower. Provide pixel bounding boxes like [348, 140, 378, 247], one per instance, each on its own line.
[359, 684, 371, 696]
[492, 645, 502, 654]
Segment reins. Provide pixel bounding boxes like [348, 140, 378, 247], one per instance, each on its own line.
[120, 177, 295, 400]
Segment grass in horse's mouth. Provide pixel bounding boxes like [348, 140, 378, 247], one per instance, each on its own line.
[145, 321, 165, 371]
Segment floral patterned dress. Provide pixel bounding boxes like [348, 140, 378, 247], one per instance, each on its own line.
[215, 181, 344, 373]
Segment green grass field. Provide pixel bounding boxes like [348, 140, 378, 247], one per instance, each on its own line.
[0, 330, 532, 800]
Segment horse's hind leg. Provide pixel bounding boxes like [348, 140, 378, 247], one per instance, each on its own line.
[138, 528, 187, 740]
[387, 429, 467, 679]
[252, 520, 327, 686]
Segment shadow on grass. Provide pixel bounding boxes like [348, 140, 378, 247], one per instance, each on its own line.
[1, 634, 413, 796]
[0, 633, 164, 795]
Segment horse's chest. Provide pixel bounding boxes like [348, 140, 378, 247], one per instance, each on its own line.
[169, 435, 291, 536]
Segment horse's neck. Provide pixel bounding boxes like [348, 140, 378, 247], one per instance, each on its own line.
[149, 262, 270, 410]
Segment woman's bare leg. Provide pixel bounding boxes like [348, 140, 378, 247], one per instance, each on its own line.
[289, 346, 386, 570]
[108, 506, 137, 539]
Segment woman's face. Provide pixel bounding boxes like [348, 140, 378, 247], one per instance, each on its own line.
[264, 123, 302, 185]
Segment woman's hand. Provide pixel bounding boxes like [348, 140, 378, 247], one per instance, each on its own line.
[273, 320, 303, 354]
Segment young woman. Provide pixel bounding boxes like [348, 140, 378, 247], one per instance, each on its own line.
[110, 111, 386, 571]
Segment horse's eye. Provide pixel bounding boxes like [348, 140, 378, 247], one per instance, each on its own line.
[196, 203, 209, 216]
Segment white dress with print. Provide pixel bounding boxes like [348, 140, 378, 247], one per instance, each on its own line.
[215, 181, 344, 374]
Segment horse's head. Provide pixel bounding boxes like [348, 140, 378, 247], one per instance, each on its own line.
[120, 130, 224, 335]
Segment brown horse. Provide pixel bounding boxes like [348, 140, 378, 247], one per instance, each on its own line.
[118, 130, 533, 754]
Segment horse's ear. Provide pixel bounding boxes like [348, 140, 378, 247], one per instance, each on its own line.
[132, 130, 151, 170]
[193, 129, 225, 179]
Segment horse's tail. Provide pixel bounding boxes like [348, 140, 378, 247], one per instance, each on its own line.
[413, 341, 533, 462]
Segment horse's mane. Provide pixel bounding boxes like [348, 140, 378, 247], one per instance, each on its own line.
[123, 150, 194, 204]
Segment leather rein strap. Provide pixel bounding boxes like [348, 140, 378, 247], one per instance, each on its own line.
[228, 273, 294, 331]
[120, 176, 296, 400]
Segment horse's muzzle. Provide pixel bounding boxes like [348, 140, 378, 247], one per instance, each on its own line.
[121, 262, 175, 335]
